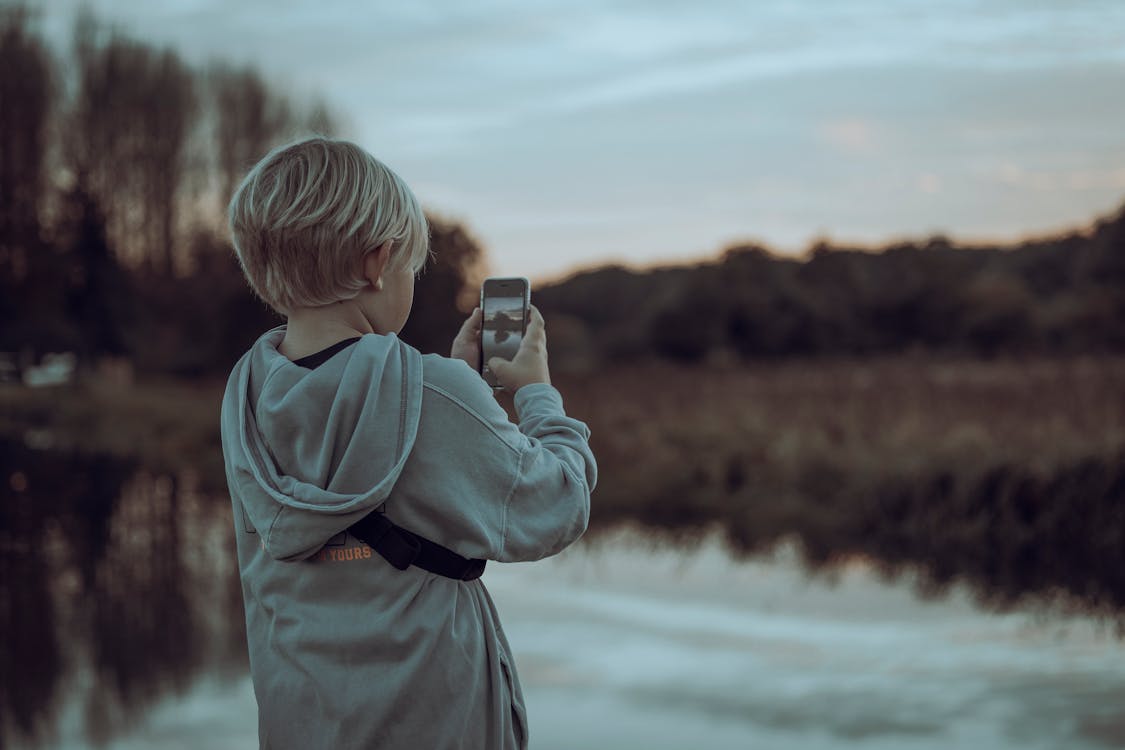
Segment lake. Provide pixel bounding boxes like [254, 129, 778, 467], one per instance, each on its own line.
[3, 443, 1123, 749]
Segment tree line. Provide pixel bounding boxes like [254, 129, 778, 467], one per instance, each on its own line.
[3, 6, 1122, 379]
[537, 208, 1125, 366]
[0, 6, 482, 376]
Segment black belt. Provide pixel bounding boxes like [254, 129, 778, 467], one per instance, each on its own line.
[349, 511, 487, 581]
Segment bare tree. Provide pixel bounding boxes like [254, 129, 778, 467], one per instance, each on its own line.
[0, 5, 54, 255]
[67, 13, 197, 273]
[0, 5, 56, 350]
[208, 64, 293, 217]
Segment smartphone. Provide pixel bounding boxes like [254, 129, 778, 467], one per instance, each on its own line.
[480, 276, 530, 388]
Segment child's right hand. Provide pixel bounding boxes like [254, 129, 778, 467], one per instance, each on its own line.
[487, 305, 551, 392]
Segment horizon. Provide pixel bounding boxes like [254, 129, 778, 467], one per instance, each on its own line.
[535, 196, 1122, 287]
[30, 0, 1125, 281]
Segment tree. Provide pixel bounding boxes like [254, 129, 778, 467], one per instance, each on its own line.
[0, 5, 55, 344]
[60, 183, 132, 364]
[208, 64, 295, 218]
[399, 216, 487, 355]
[0, 5, 53, 248]
[67, 13, 198, 272]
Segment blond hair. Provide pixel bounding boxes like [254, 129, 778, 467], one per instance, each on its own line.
[228, 136, 430, 315]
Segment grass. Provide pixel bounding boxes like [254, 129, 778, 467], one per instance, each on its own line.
[0, 376, 229, 492]
[557, 355, 1125, 616]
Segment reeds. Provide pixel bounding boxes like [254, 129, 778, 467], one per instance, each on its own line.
[555, 355, 1125, 615]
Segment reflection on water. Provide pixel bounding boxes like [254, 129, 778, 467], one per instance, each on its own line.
[488, 534, 1125, 750]
[0, 440, 244, 749]
[3, 443, 1125, 749]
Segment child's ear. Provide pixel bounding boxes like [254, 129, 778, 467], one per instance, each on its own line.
[362, 240, 394, 290]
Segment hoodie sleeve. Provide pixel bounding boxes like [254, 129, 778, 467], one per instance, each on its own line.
[415, 358, 596, 563]
[498, 383, 598, 562]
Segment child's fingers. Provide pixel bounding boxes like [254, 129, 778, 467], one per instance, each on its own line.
[488, 307, 551, 390]
[487, 357, 509, 377]
[524, 306, 546, 346]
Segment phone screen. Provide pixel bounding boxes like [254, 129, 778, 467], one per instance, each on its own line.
[481, 277, 529, 387]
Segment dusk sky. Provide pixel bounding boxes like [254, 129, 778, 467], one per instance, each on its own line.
[36, 0, 1125, 282]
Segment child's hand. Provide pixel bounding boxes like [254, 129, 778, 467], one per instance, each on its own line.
[451, 307, 482, 370]
[488, 306, 551, 392]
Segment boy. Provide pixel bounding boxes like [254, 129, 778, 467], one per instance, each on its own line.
[220, 136, 597, 749]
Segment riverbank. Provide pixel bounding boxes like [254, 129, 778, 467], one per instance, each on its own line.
[0, 377, 229, 491]
[561, 356, 1125, 617]
[4, 354, 1124, 616]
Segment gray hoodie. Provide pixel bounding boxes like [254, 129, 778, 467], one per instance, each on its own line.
[220, 325, 597, 749]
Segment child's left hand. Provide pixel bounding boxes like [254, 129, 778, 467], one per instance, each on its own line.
[450, 307, 483, 370]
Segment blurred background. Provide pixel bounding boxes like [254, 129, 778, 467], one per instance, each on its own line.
[2, 1, 1125, 748]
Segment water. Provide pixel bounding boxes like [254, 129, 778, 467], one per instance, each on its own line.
[4, 442, 1123, 749]
[488, 532, 1125, 749]
[58, 533, 1125, 750]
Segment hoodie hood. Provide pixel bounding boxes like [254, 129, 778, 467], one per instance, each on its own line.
[220, 325, 422, 561]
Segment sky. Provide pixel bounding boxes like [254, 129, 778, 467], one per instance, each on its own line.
[33, 0, 1125, 282]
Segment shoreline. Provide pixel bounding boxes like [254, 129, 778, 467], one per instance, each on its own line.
[4, 355, 1124, 619]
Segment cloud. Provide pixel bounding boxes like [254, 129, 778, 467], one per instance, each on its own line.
[994, 163, 1125, 192]
[817, 119, 882, 155]
[916, 173, 942, 194]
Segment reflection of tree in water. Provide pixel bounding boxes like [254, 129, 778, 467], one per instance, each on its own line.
[0, 442, 86, 744]
[489, 309, 522, 345]
[85, 472, 203, 743]
[0, 440, 243, 748]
